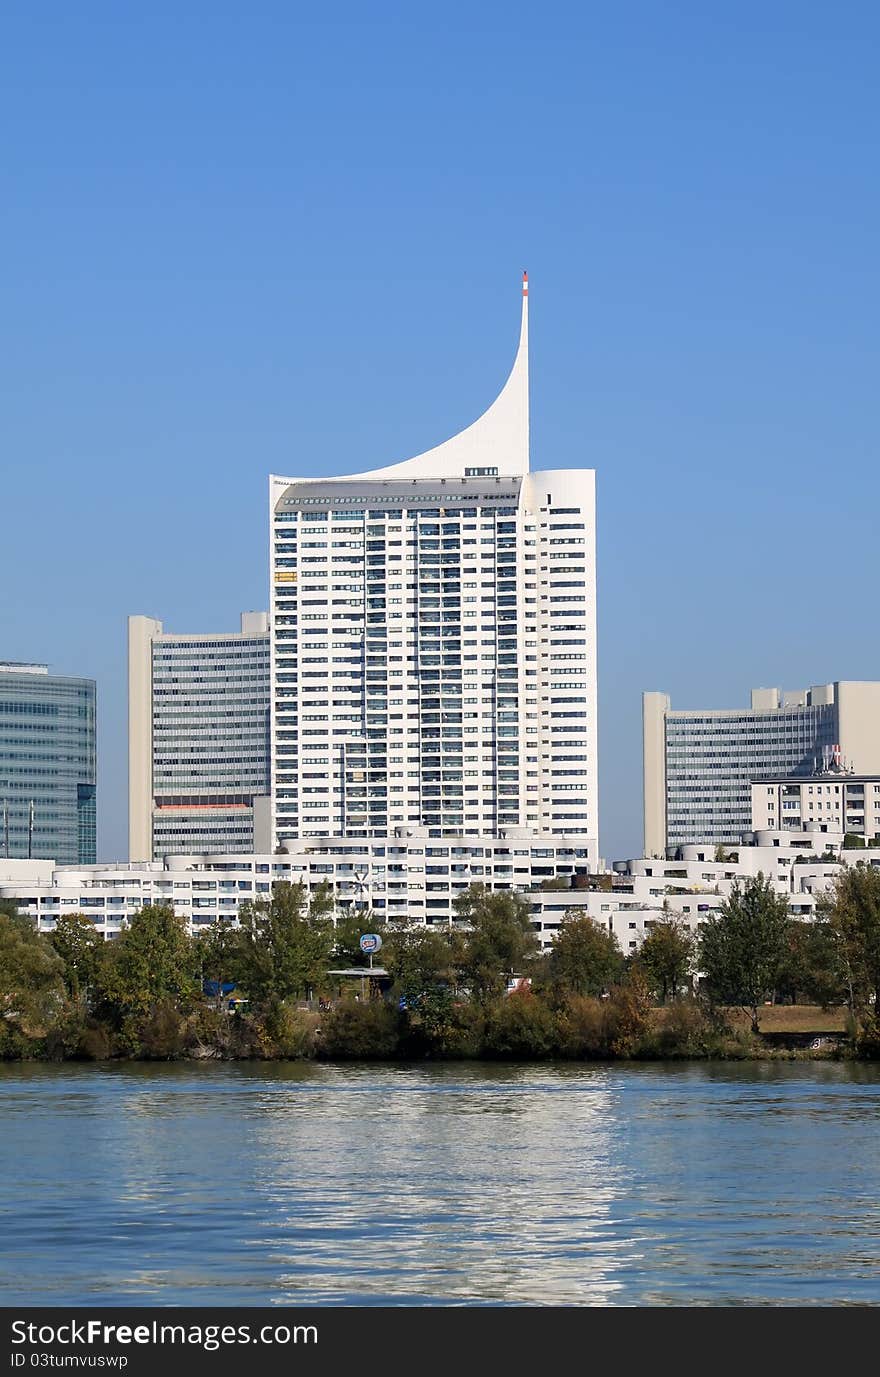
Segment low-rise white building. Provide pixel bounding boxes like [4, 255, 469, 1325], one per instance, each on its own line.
[0, 830, 593, 944]
[527, 828, 851, 953]
[3, 825, 872, 958]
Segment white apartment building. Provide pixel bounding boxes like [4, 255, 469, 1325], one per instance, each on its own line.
[128, 613, 271, 861]
[752, 768, 880, 843]
[1, 826, 860, 957]
[0, 832, 592, 947]
[270, 275, 598, 862]
[643, 681, 880, 855]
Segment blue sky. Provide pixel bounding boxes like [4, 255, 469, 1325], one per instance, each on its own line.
[2, 2, 878, 863]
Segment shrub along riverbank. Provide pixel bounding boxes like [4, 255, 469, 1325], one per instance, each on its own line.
[1, 869, 879, 1062]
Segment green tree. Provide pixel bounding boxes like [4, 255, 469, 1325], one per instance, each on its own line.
[231, 881, 335, 1010]
[49, 913, 104, 1002]
[195, 920, 241, 1010]
[543, 914, 623, 1000]
[96, 904, 199, 1022]
[384, 923, 455, 1042]
[775, 919, 847, 1008]
[799, 921, 848, 1009]
[318, 999, 400, 1059]
[332, 908, 384, 967]
[822, 864, 880, 1019]
[483, 989, 558, 1058]
[0, 910, 66, 1048]
[639, 919, 694, 1003]
[385, 923, 453, 999]
[454, 885, 540, 1004]
[698, 874, 791, 1033]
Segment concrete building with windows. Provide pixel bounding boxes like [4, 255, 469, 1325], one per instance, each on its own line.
[0, 662, 96, 864]
[643, 681, 880, 855]
[270, 274, 599, 863]
[0, 824, 861, 955]
[128, 613, 271, 861]
[751, 766, 880, 844]
[0, 832, 593, 943]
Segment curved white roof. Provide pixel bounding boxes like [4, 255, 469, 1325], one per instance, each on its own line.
[273, 275, 529, 498]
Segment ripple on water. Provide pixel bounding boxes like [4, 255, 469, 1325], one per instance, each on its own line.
[1, 1061, 879, 1305]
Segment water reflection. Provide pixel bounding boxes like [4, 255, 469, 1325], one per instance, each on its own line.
[1, 1062, 879, 1305]
[250, 1065, 628, 1303]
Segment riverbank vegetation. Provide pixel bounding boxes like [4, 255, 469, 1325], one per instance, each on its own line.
[1, 867, 880, 1061]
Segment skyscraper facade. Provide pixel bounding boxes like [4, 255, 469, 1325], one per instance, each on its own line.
[128, 613, 271, 860]
[0, 662, 96, 864]
[269, 276, 599, 863]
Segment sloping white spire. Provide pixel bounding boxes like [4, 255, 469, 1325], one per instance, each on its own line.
[332, 273, 530, 482]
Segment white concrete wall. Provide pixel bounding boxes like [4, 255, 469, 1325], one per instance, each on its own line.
[127, 616, 161, 863]
[642, 692, 669, 858]
[836, 681, 880, 774]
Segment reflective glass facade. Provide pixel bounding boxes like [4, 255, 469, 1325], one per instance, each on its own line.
[665, 704, 837, 848]
[0, 664, 96, 864]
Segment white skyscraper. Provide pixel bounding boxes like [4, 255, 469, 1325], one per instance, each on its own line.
[269, 275, 598, 864]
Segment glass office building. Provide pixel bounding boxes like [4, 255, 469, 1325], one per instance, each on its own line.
[663, 700, 836, 849]
[0, 662, 96, 864]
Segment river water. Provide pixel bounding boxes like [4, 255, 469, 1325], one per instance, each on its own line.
[1, 1061, 879, 1306]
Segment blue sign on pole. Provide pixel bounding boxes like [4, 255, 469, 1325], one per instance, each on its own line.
[359, 933, 383, 955]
